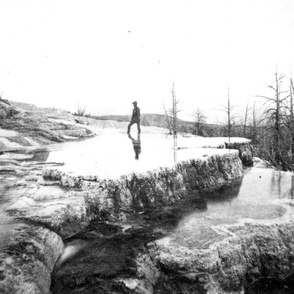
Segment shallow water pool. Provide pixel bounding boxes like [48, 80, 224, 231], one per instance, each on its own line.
[45, 133, 230, 178]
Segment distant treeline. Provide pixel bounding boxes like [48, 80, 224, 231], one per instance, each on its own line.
[92, 113, 232, 137]
[92, 109, 294, 172]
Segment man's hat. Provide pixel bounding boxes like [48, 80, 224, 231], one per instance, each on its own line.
[132, 101, 137, 104]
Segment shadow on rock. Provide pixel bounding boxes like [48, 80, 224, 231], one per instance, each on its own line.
[245, 275, 294, 294]
[51, 178, 244, 294]
[51, 193, 209, 294]
[51, 224, 161, 294]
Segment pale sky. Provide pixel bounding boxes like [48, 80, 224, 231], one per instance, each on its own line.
[1, 0, 294, 122]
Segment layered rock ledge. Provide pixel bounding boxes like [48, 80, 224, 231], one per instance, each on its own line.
[141, 221, 294, 294]
[0, 224, 63, 294]
[0, 100, 283, 294]
[6, 151, 243, 238]
[122, 166, 294, 294]
[0, 99, 94, 150]
[0, 147, 244, 293]
[48, 165, 294, 294]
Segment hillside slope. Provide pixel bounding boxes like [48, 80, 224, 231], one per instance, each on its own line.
[95, 113, 224, 136]
[0, 99, 94, 150]
[95, 113, 195, 129]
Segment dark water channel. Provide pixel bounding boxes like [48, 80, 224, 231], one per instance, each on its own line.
[50, 167, 294, 294]
[246, 276, 294, 294]
[50, 192, 210, 294]
[2, 135, 294, 293]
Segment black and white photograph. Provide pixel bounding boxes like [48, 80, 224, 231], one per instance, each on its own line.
[1, 1, 294, 293]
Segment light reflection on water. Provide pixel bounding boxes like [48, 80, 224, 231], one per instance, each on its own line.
[55, 239, 88, 269]
[45, 133, 229, 178]
[174, 168, 294, 249]
[54, 168, 294, 276]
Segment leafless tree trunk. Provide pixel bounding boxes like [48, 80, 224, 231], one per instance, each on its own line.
[171, 82, 180, 135]
[284, 76, 294, 163]
[163, 83, 180, 135]
[243, 101, 249, 137]
[251, 101, 258, 144]
[290, 78, 294, 161]
[193, 108, 206, 135]
[227, 88, 231, 140]
[219, 87, 236, 142]
[257, 70, 288, 170]
[163, 102, 173, 134]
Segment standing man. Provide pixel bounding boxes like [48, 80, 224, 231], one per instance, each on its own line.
[127, 101, 141, 134]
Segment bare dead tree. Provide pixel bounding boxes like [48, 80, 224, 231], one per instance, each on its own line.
[193, 108, 207, 136]
[283, 76, 294, 162]
[171, 82, 180, 135]
[250, 101, 259, 144]
[257, 70, 289, 170]
[162, 83, 181, 137]
[219, 87, 237, 141]
[163, 101, 173, 134]
[290, 77, 294, 160]
[243, 100, 249, 137]
[170, 83, 181, 157]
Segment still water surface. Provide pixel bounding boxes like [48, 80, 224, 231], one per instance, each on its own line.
[2, 132, 294, 292]
[45, 133, 229, 178]
[173, 167, 294, 250]
[52, 167, 294, 293]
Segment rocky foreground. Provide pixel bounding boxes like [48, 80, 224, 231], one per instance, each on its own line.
[0, 147, 245, 293]
[0, 99, 95, 293]
[1, 99, 294, 294]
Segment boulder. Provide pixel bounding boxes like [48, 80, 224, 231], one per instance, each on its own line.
[0, 224, 63, 294]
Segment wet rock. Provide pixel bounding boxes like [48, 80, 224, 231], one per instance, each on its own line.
[2, 149, 244, 247]
[253, 157, 274, 169]
[0, 129, 256, 294]
[0, 166, 16, 173]
[225, 141, 253, 167]
[43, 169, 84, 188]
[50, 221, 163, 294]
[132, 253, 160, 294]
[0, 224, 63, 294]
[0, 148, 50, 163]
[143, 222, 294, 294]
[246, 274, 294, 294]
[36, 152, 243, 230]
[74, 118, 89, 125]
[82, 152, 243, 221]
[6, 191, 89, 239]
[6, 135, 32, 146]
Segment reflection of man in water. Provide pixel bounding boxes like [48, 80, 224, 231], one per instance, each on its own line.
[128, 133, 141, 160]
[127, 101, 141, 134]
